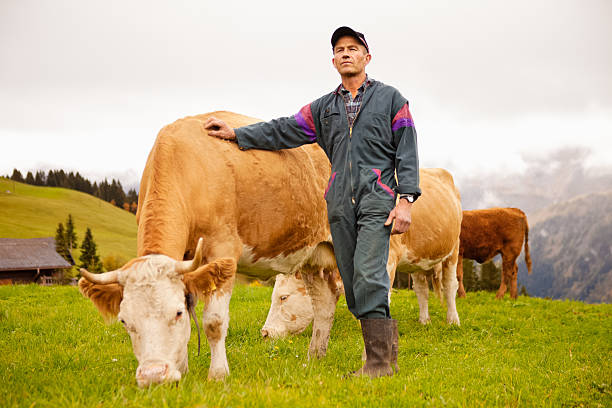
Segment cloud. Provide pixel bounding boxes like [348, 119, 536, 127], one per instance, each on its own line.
[1, 0, 611, 190]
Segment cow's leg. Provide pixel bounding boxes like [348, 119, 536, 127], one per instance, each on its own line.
[509, 262, 519, 299]
[202, 272, 235, 380]
[201, 240, 241, 380]
[302, 270, 338, 358]
[412, 272, 430, 324]
[495, 256, 509, 299]
[442, 250, 460, 325]
[456, 254, 466, 298]
[496, 253, 518, 300]
[301, 268, 339, 359]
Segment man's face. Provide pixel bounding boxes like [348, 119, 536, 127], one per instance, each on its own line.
[332, 36, 371, 77]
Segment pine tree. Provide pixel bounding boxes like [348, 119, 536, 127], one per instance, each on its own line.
[25, 171, 35, 184]
[462, 259, 480, 292]
[65, 214, 78, 251]
[46, 170, 57, 187]
[10, 169, 24, 182]
[55, 223, 71, 262]
[34, 170, 45, 186]
[480, 260, 502, 291]
[79, 227, 103, 273]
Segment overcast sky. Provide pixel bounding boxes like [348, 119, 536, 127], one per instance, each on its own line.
[1, 0, 611, 189]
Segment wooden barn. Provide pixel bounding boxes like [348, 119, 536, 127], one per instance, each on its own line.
[0, 238, 72, 285]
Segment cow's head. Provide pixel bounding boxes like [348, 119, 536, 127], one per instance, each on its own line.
[78, 238, 234, 387]
[261, 272, 314, 338]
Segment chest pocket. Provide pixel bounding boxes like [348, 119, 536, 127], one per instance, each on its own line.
[321, 108, 345, 146]
[361, 112, 393, 146]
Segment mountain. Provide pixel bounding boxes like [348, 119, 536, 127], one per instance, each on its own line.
[0, 177, 137, 262]
[456, 147, 612, 215]
[518, 190, 612, 303]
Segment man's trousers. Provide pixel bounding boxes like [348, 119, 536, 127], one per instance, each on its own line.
[329, 203, 392, 319]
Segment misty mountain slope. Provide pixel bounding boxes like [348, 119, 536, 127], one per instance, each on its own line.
[456, 147, 612, 215]
[518, 190, 612, 303]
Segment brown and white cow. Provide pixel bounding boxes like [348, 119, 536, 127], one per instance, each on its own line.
[79, 239, 234, 387]
[456, 208, 532, 299]
[79, 111, 340, 386]
[262, 168, 463, 338]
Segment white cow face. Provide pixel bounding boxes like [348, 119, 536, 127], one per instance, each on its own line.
[116, 257, 192, 386]
[261, 273, 314, 338]
[79, 239, 234, 387]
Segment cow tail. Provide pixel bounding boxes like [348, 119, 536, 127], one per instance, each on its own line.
[524, 219, 532, 275]
[432, 265, 444, 304]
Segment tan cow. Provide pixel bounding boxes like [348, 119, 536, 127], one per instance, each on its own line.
[79, 111, 340, 386]
[456, 208, 532, 299]
[262, 168, 463, 338]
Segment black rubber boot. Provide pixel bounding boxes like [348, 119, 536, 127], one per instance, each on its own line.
[352, 319, 394, 378]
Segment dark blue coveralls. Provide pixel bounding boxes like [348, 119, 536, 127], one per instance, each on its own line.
[235, 78, 421, 319]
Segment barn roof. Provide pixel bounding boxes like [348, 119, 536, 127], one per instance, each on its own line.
[0, 238, 72, 271]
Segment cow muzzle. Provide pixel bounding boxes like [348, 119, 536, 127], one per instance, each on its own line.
[136, 362, 181, 387]
[261, 326, 286, 339]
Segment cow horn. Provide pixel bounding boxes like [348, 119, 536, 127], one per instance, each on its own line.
[176, 237, 205, 275]
[80, 268, 119, 285]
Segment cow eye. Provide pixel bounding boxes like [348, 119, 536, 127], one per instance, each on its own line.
[280, 295, 289, 301]
[120, 318, 126, 325]
[176, 310, 183, 318]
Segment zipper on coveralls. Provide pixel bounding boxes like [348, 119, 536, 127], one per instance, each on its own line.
[345, 98, 363, 206]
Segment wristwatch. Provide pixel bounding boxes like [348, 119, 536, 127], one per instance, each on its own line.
[399, 194, 416, 203]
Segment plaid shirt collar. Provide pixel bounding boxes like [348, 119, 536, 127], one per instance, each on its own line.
[336, 75, 371, 127]
[334, 74, 371, 96]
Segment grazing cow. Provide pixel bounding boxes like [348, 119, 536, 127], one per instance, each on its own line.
[79, 241, 234, 387]
[79, 111, 339, 386]
[262, 168, 463, 338]
[262, 269, 343, 339]
[456, 208, 532, 299]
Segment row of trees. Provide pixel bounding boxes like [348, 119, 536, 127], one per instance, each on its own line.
[55, 215, 104, 274]
[8, 168, 138, 214]
[392, 258, 519, 294]
[461, 259, 502, 292]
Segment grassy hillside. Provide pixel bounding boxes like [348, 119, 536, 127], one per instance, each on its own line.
[0, 284, 610, 407]
[0, 177, 137, 262]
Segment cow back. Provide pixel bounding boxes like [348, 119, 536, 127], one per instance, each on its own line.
[136, 111, 331, 264]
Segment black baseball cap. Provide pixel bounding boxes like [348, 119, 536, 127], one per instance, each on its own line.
[331, 26, 369, 53]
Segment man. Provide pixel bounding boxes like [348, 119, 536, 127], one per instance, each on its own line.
[205, 26, 420, 378]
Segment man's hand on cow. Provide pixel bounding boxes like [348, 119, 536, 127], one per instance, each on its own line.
[203, 117, 236, 140]
[384, 199, 412, 235]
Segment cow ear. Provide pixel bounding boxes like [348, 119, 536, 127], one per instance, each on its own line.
[78, 277, 123, 322]
[183, 258, 236, 301]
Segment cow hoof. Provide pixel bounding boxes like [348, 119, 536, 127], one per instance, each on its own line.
[418, 317, 431, 325]
[307, 347, 327, 360]
[447, 314, 460, 325]
[207, 367, 229, 381]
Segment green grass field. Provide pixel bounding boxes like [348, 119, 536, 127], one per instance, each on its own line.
[0, 177, 137, 261]
[1, 284, 610, 407]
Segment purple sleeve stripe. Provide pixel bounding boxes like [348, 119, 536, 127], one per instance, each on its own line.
[392, 118, 414, 132]
[294, 112, 317, 141]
